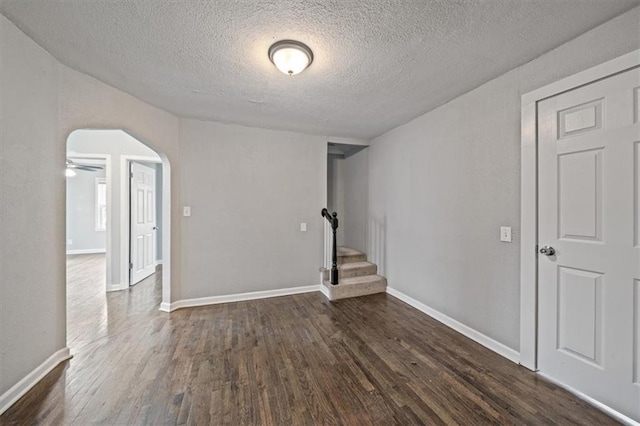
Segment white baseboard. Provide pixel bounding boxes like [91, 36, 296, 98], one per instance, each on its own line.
[386, 287, 520, 364]
[106, 283, 128, 292]
[0, 347, 71, 415]
[537, 372, 639, 426]
[164, 285, 321, 312]
[319, 284, 330, 298]
[66, 249, 106, 255]
[155, 259, 163, 265]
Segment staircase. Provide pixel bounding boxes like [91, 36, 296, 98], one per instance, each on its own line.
[321, 246, 387, 301]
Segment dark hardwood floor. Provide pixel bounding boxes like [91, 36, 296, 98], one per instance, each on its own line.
[1, 255, 617, 425]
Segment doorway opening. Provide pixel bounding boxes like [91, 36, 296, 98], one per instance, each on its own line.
[325, 142, 369, 267]
[65, 129, 171, 350]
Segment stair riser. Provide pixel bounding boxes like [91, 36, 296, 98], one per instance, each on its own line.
[324, 278, 387, 301]
[340, 264, 377, 279]
[337, 254, 367, 265]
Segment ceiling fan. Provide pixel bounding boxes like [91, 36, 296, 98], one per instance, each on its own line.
[66, 159, 103, 177]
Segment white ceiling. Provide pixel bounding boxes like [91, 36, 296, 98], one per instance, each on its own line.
[1, 1, 637, 138]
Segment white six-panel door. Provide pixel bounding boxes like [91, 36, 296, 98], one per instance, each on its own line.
[130, 162, 157, 286]
[537, 67, 640, 421]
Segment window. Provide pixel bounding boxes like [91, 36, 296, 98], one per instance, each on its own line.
[95, 178, 107, 231]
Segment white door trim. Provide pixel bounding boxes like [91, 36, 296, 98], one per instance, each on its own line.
[67, 153, 114, 290]
[120, 155, 162, 288]
[519, 49, 640, 371]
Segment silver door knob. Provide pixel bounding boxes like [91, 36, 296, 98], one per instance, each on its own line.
[539, 245, 555, 256]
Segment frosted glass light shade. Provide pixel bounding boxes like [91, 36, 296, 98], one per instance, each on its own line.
[268, 40, 313, 76]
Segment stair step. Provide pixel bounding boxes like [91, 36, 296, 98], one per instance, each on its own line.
[322, 274, 387, 301]
[337, 246, 367, 264]
[338, 261, 377, 278]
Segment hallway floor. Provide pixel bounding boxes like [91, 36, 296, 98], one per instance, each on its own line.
[1, 255, 616, 424]
[66, 254, 162, 351]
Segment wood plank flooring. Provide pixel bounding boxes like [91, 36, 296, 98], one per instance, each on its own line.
[65, 254, 161, 351]
[1, 255, 617, 425]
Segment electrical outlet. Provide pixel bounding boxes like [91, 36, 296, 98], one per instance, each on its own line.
[300, 222, 307, 232]
[67, 239, 73, 245]
[500, 226, 512, 242]
[183, 206, 191, 217]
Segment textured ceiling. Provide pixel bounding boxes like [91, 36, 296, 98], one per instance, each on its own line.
[1, 1, 637, 138]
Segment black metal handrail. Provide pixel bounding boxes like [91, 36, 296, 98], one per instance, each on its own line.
[321, 208, 339, 285]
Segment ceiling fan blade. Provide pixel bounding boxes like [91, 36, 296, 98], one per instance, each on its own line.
[67, 163, 103, 170]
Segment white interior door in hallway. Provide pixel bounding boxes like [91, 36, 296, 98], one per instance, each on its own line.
[537, 67, 640, 421]
[130, 162, 157, 286]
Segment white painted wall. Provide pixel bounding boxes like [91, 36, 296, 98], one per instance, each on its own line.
[367, 6, 640, 351]
[67, 130, 160, 284]
[66, 166, 107, 252]
[0, 14, 64, 398]
[179, 119, 326, 299]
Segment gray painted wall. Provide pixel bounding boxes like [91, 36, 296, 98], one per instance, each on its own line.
[179, 119, 326, 299]
[66, 166, 107, 252]
[67, 130, 161, 285]
[367, 7, 640, 351]
[327, 154, 346, 243]
[342, 149, 369, 252]
[2, 4, 639, 407]
[59, 63, 180, 303]
[0, 14, 64, 397]
[327, 150, 369, 252]
[1, 14, 181, 401]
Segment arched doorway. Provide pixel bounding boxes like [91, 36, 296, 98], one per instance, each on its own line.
[65, 129, 172, 348]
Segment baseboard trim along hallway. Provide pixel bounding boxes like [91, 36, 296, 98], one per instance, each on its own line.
[106, 283, 128, 292]
[386, 286, 521, 364]
[0, 347, 72, 416]
[160, 285, 322, 312]
[65, 249, 106, 255]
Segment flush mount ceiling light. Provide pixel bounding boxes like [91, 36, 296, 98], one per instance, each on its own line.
[268, 40, 313, 76]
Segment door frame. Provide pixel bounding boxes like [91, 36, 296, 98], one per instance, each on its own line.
[120, 154, 162, 288]
[323, 137, 371, 271]
[519, 49, 640, 371]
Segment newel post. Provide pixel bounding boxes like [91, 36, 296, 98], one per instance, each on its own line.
[330, 212, 339, 285]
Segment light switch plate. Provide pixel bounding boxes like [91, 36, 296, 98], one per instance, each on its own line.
[300, 222, 307, 232]
[183, 206, 191, 217]
[500, 226, 512, 242]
